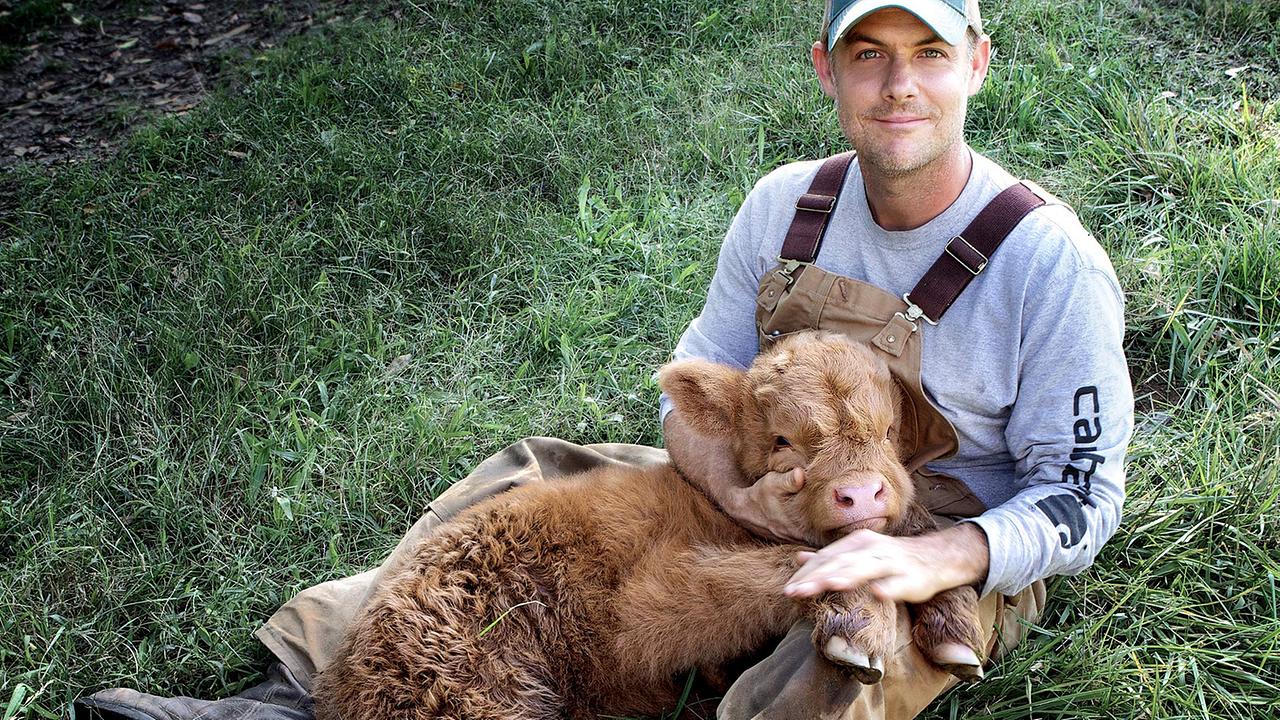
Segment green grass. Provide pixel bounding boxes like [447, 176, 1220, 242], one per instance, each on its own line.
[2, 0, 1278, 717]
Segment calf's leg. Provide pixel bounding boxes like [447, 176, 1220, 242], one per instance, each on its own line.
[612, 544, 810, 684]
[895, 502, 987, 681]
[811, 588, 898, 685]
[910, 584, 986, 681]
[614, 545, 898, 688]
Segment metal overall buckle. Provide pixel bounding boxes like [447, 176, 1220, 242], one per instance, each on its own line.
[775, 258, 808, 290]
[899, 292, 939, 327]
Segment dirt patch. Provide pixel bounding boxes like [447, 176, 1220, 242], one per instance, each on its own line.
[0, 0, 367, 170]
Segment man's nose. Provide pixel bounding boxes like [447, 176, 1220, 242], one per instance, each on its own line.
[883, 58, 918, 102]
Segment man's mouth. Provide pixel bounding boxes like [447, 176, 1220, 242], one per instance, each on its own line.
[873, 117, 928, 128]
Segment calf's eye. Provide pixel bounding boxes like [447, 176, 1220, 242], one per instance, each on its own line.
[774, 436, 791, 448]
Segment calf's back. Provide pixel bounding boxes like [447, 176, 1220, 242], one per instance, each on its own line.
[313, 463, 757, 720]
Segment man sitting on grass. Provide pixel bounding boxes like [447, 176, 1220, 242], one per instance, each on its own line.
[74, 1, 1133, 719]
[661, 0, 1134, 716]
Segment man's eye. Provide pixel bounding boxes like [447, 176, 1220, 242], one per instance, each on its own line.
[922, 48, 946, 58]
[774, 436, 792, 448]
[856, 49, 880, 60]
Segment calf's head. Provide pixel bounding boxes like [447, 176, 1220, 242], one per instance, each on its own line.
[660, 331, 916, 546]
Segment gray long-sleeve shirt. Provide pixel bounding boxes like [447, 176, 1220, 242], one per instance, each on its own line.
[660, 150, 1134, 597]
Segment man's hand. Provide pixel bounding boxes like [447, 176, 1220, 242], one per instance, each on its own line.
[783, 523, 990, 603]
[723, 468, 808, 543]
[664, 409, 811, 544]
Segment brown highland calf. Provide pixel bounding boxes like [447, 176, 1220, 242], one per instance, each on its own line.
[313, 331, 984, 720]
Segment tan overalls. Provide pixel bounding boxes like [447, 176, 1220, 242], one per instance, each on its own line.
[257, 153, 1048, 720]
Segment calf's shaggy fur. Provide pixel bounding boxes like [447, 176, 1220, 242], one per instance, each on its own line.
[313, 331, 984, 720]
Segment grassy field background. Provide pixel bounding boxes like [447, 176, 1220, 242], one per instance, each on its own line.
[2, 0, 1278, 717]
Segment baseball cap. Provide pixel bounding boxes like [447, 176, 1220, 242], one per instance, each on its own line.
[823, 0, 983, 51]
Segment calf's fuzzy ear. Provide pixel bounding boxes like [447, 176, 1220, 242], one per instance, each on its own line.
[658, 360, 746, 437]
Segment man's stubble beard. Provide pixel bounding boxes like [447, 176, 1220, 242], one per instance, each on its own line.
[836, 97, 968, 180]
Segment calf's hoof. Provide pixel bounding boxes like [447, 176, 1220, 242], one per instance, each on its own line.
[927, 642, 984, 682]
[822, 636, 885, 685]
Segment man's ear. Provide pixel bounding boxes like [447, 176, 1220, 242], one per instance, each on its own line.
[812, 40, 838, 100]
[658, 360, 746, 437]
[967, 33, 992, 96]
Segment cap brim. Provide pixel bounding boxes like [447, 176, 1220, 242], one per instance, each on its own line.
[828, 0, 968, 51]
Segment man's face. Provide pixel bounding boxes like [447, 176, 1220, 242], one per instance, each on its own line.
[813, 8, 990, 177]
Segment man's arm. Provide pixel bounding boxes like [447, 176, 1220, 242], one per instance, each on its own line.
[785, 523, 989, 602]
[787, 245, 1132, 602]
[664, 409, 809, 543]
[962, 264, 1132, 597]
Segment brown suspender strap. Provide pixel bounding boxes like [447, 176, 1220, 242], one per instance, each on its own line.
[779, 151, 857, 262]
[904, 182, 1045, 324]
[777, 156, 1045, 324]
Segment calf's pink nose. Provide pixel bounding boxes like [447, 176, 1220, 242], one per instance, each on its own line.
[832, 480, 886, 517]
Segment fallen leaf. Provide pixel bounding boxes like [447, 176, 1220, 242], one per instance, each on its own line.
[225, 149, 248, 159]
[182, 11, 202, 24]
[203, 23, 251, 47]
[1225, 65, 1250, 78]
[385, 354, 413, 377]
[117, 38, 138, 50]
[139, 14, 165, 22]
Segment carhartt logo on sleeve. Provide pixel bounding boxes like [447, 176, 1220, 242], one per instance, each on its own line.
[1035, 494, 1087, 549]
[1035, 385, 1107, 549]
[1061, 385, 1104, 498]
